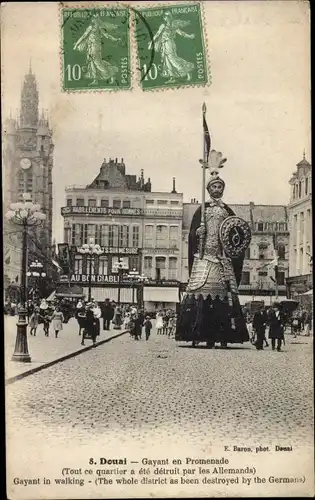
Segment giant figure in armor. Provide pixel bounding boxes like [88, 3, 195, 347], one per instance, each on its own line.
[176, 150, 251, 348]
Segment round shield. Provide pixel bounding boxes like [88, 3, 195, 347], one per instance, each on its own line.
[219, 216, 251, 258]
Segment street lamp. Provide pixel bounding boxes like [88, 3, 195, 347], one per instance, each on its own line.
[27, 260, 46, 300]
[5, 194, 46, 362]
[129, 267, 139, 304]
[77, 238, 104, 302]
[112, 258, 129, 305]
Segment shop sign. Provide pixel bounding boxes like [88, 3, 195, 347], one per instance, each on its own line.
[145, 280, 179, 287]
[70, 274, 120, 283]
[102, 247, 138, 255]
[61, 206, 142, 216]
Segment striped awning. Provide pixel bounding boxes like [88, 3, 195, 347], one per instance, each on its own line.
[90, 287, 133, 303]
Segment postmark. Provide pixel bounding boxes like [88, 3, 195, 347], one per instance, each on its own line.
[61, 6, 131, 91]
[134, 3, 209, 91]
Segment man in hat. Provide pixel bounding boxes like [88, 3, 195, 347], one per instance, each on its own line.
[176, 151, 250, 348]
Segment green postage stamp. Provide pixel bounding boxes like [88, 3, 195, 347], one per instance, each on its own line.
[134, 3, 209, 91]
[61, 7, 131, 91]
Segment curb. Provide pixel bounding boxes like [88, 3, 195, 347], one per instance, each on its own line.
[5, 329, 128, 385]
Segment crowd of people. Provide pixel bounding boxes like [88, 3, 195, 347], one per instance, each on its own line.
[246, 302, 313, 352]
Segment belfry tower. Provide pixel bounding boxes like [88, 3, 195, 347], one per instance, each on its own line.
[3, 65, 54, 287]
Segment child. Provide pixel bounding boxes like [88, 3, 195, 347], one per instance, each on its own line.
[143, 316, 152, 341]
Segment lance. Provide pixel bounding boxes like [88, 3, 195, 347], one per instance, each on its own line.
[199, 102, 209, 258]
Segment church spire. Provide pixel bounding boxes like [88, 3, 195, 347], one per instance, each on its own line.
[20, 66, 39, 128]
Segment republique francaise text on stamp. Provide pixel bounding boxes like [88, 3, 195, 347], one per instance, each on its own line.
[61, 6, 131, 91]
[134, 3, 209, 91]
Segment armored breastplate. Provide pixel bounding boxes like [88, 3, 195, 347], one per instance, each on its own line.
[204, 205, 229, 258]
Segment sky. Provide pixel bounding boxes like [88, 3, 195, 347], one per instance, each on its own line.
[1, 1, 311, 242]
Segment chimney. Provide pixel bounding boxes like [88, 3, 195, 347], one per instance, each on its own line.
[115, 158, 118, 163]
[121, 158, 124, 163]
[171, 177, 177, 193]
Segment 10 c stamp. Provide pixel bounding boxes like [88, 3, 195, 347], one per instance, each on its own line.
[134, 3, 209, 90]
[61, 7, 131, 91]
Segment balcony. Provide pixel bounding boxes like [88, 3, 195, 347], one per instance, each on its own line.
[143, 208, 182, 219]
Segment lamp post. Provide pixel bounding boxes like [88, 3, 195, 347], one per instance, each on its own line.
[27, 260, 46, 301]
[112, 258, 129, 305]
[5, 194, 46, 362]
[129, 268, 139, 304]
[77, 238, 104, 302]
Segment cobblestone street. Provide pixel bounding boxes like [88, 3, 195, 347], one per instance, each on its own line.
[7, 327, 313, 450]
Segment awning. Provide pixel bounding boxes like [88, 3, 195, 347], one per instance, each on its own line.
[55, 285, 84, 298]
[143, 287, 179, 303]
[90, 287, 133, 303]
[238, 295, 276, 306]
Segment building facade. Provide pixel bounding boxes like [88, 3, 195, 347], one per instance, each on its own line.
[286, 154, 312, 297]
[182, 201, 289, 305]
[61, 158, 182, 310]
[3, 66, 54, 294]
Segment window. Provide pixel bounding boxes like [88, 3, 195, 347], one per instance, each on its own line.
[76, 198, 84, 206]
[119, 225, 129, 247]
[87, 224, 95, 243]
[94, 225, 101, 245]
[144, 256, 152, 278]
[122, 200, 131, 208]
[157, 200, 168, 205]
[74, 257, 83, 274]
[278, 222, 287, 231]
[277, 271, 285, 285]
[257, 222, 264, 231]
[144, 225, 154, 247]
[109, 225, 119, 246]
[88, 199, 97, 207]
[83, 224, 88, 244]
[240, 271, 250, 285]
[156, 225, 168, 248]
[258, 245, 266, 259]
[305, 177, 309, 195]
[132, 226, 139, 247]
[99, 256, 108, 275]
[169, 226, 178, 249]
[101, 199, 109, 208]
[72, 224, 83, 246]
[169, 257, 178, 280]
[170, 200, 179, 205]
[66, 199, 72, 207]
[278, 245, 285, 260]
[144, 256, 153, 269]
[298, 182, 301, 198]
[155, 257, 166, 280]
[113, 199, 121, 209]
[100, 225, 109, 246]
[244, 247, 251, 259]
[129, 256, 139, 272]
[146, 200, 154, 205]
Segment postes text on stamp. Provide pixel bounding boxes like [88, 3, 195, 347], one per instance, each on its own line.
[61, 7, 131, 91]
[134, 3, 209, 91]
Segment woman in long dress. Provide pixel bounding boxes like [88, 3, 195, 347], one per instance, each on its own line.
[51, 306, 64, 338]
[148, 12, 195, 84]
[74, 14, 121, 85]
[29, 308, 39, 336]
[156, 310, 164, 335]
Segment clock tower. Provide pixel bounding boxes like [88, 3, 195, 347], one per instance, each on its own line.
[3, 65, 54, 288]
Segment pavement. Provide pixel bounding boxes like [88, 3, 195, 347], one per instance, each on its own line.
[5, 315, 128, 383]
[5, 323, 314, 497]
